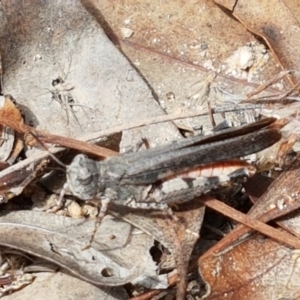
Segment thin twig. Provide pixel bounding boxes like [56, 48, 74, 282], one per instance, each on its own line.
[81, 104, 264, 143]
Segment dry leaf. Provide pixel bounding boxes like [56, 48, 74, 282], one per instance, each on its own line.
[0, 211, 167, 288]
[199, 234, 300, 299]
[215, 0, 300, 84]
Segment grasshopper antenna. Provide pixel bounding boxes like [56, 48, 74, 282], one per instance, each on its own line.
[25, 131, 67, 168]
[26, 130, 69, 211]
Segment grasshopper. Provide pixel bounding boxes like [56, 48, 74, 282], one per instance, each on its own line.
[59, 117, 282, 247]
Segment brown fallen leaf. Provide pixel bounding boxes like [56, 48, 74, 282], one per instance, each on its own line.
[199, 234, 300, 299]
[0, 95, 24, 168]
[95, 0, 290, 136]
[215, 0, 300, 84]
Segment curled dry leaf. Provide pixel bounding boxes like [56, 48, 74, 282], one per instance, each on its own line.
[0, 211, 168, 288]
[110, 199, 205, 271]
[0, 95, 51, 202]
[109, 195, 205, 299]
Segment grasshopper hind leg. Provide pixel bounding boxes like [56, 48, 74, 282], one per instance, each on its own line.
[82, 197, 111, 250]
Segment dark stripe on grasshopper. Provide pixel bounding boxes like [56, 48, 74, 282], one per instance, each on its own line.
[117, 128, 280, 185]
[114, 117, 277, 164]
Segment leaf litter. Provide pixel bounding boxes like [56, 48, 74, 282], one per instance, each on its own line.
[0, 1, 299, 300]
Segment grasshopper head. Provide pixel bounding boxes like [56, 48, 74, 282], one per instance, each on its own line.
[66, 154, 99, 201]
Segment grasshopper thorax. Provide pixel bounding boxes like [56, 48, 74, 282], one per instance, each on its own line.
[66, 154, 99, 201]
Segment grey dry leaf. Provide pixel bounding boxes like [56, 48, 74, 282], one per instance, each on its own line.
[110, 201, 205, 270]
[0, 0, 179, 149]
[2, 272, 128, 300]
[0, 0, 180, 294]
[0, 211, 167, 288]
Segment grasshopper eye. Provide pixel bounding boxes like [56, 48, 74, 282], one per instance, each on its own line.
[77, 163, 94, 185]
[76, 155, 92, 180]
[67, 154, 99, 200]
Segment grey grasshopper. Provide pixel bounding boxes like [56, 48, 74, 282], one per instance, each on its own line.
[61, 117, 281, 225]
